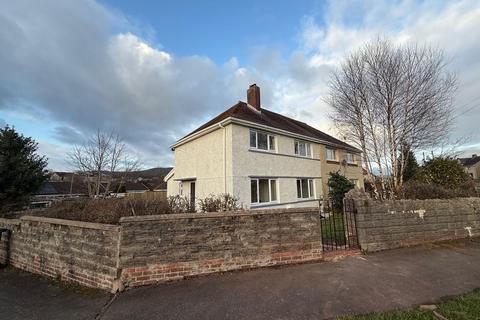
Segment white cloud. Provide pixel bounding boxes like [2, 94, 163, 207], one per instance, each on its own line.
[0, 0, 261, 169]
[1, 0, 479, 170]
[271, 0, 480, 141]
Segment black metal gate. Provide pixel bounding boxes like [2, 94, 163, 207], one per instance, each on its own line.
[320, 198, 359, 252]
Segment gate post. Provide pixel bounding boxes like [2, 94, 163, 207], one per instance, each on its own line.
[0, 228, 11, 268]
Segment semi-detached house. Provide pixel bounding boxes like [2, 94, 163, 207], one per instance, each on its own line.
[165, 84, 363, 209]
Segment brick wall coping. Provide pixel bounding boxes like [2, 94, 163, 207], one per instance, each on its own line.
[119, 207, 320, 223]
[0, 218, 21, 226]
[20, 216, 120, 231]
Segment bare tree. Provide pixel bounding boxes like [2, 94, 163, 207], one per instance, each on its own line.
[328, 38, 456, 199]
[68, 130, 140, 198]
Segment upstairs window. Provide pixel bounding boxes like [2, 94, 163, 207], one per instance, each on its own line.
[250, 130, 275, 151]
[294, 141, 311, 157]
[326, 148, 336, 161]
[296, 179, 314, 199]
[346, 153, 355, 163]
[251, 178, 277, 204]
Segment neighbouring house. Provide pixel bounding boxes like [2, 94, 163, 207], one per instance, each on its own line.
[31, 181, 89, 208]
[165, 84, 363, 209]
[109, 181, 150, 195]
[458, 154, 480, 179]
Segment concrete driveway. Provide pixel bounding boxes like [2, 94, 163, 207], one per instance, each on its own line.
[1, 238, 479, 320]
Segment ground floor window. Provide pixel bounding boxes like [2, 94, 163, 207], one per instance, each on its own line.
[251, 178, 277, 204]
[296, 178, 314, 199]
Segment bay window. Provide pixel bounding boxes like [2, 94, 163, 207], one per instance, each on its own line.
[296, 178, 314, 199]
[250, 130, 275, 151]
[294, 141, 311, 157]
[251, 178, 277, 204]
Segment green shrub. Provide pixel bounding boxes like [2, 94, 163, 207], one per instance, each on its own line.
[0, 126, 48, 215]
[328, 171, 355, 212]
[416, 157, 470, 189]
[400, 180, 477, 200]
[198, 194, 241, 212]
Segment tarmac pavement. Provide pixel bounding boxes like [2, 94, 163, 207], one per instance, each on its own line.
[1, 238, 479, 320]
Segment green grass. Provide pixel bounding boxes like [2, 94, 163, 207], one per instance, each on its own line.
[339, 289, 480, 320]
[321, 213, 347, 246]
[437, 288, 480, 320]
[340, 309, 435, 320]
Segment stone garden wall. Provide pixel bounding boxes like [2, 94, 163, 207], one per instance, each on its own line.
[0, 216, 122, 292]
[118, 208, 323, 287]
[0, 218, 20, 265]
[0, 207, 323, 291]
[353, 196, 480, 252]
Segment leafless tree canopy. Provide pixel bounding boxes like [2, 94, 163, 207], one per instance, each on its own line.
[68, 130, 140, 197]
[327, 39, 456, 199]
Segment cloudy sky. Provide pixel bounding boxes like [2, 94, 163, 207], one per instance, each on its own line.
[1, 0, 479, 170]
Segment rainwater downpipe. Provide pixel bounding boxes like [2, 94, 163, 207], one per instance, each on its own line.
[219, 123, 227, 193]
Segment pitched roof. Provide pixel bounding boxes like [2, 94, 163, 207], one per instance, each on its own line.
[110, 181, 150, 192]
[35, 181, 89, 195]
[458, 156, 480, 167]
[181, 101, 360, 152]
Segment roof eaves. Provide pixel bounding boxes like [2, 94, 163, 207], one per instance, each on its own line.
[230, 117, 362, 153]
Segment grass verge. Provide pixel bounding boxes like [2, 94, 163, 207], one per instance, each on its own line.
[340, 288, 480, 320]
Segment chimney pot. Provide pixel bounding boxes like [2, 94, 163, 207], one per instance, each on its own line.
[247, 84, 261, 110]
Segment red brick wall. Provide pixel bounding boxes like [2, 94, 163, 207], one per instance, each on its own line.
[121, 249, 322, 287]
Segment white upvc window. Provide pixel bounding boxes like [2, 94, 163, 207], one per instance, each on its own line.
[296, 179, 315, 199]
[251, 178, 277, 204]
[250, 130, 275, 151]
[326, 148, 336, 161]
[294, 141, 311, 157]
[346, 153, 355, 163]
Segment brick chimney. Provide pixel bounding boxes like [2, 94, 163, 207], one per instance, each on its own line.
[247, 84, 261, 110]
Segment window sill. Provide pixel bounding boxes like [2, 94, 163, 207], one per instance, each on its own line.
[326, 160, 340, 164]
[250, 199, 318, 209]
[251, 201, 278, 208]
[297, 197, 315, 201]
[347, 162, 358, 167]
[249, 148, 276, 154]
[294, 154, 313, 159]
[249, 149, 320, 161]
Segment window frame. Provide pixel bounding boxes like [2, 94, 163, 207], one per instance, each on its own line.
[251, 178, 278, 204]
[326, 148, 336, 161]
[346, 152, 355, 163]
[249, 130, 276, 152]
[296, 178, 315, 199]
[294, 140, 312, 157]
